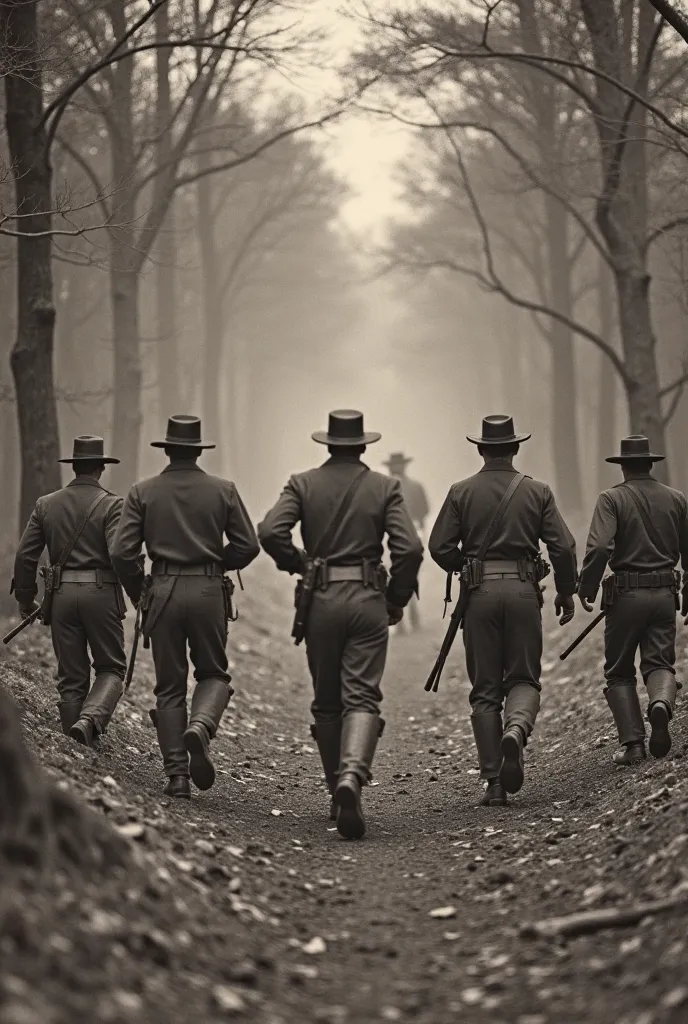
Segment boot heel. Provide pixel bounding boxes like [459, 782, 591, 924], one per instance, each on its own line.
[499, 731, 524, 794]
[184, 725, 215, 790]
[335, 777, 365, 840]
[649, 703, 671, 759]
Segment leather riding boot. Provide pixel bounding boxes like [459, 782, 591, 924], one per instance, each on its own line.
[70, 672, 124, 747]
[481, 779, 507, 807]
[183, 678, 232, 791]
[471, 712, 503, 781]
[59, 702, 83, 736]
[605, 685, 646, 765]
[163, 776, 191, 799]
[334, 712, 380, 840]
[500, 684, 540, 794]
[311, 719, 342, 821]
[646, 669, 678, 759]
[152, 707, 190, 793]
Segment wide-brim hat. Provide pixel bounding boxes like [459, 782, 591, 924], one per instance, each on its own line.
[151, 414, 215, 449]
[59, 435, 119, 464]
[312, 409, 381, 447]
[383, 451, 413, 468]
[467, 414, 531, 446]
[606, 434, 664, 464]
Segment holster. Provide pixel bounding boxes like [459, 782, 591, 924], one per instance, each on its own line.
[138, 574, 154, 650]
[601, 575, 616, 611]
[292, 557, 323, 646]
[222, 574, 238, 623]
[38, 565, 61, 627]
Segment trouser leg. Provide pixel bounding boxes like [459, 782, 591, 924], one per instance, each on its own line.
[464, 586, 504, 784]
[50, 587, 90, 734]
[149, 585, 190, 780]
[73, 585, 127, 739]
[642, 593, 678, 759]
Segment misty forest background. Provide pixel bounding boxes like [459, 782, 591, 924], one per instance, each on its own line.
[3, 0, 688, 584]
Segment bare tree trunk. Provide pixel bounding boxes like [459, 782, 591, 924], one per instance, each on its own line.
[544, 198, 583, 515]
[155, 1, 180, 422]
[1, 0, 61, 530]
[107, 4, 141, 494]
[596, 260, 618, 493]
[196, 167, 224, 472]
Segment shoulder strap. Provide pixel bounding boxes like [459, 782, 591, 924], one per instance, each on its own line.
[620, 483, 672, 562]
[55, 489, 109, 568]
[311, 466, 369, 560]
[475, 473, 526, 561]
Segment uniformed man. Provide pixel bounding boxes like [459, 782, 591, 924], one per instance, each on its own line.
[258, 410, 423, 840]
[577, 435, 688, 765]
[111, 415, 259, 800]
[383, 451, 429, 632]
[12, 435, 127, 744]
[428, 415, 578, 806]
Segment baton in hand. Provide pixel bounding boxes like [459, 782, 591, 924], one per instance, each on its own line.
[559, 610, 605, 661]
[124, 603, 142, 691]
[3, 606, 42, 645]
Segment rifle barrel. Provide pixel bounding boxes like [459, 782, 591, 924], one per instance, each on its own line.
[559, 610, 605, 661]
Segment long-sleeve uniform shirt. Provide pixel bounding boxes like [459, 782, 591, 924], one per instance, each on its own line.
[13, 478, 123, 604]
[257, 454, 423, 608]
[111, 461, 260, 602]
[578, 473, 688, 600]
[428, 460, 578, 594]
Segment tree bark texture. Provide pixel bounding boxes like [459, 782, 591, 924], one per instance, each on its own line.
[1, 0, 61, 531]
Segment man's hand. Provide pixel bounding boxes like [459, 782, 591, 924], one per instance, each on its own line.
[18, 601, 39, 619]
[555, 593, 575, 625]
[578, 594, 595, 613]
[387, 602, 404, 626]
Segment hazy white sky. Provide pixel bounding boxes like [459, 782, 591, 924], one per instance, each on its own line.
[287, 0, 415, 238]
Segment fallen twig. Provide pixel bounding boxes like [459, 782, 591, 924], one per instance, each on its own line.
[520, 897, 687, 939]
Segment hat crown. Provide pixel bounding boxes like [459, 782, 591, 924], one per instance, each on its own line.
[165, 415, 202, 444]
[481, 415, 516, 441]
[619, 435, 651, 457]
[327, 409, 365, 441]
[71, 435, 105, 459]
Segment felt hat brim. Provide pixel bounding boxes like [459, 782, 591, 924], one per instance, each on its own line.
[150, 440, 216, 449]
[383, 457, 413, 467]
[606, 453, 665, 464]
[466, 432, 531, 445]
[312, 431, 381, 446]
[59, 456, 120, 464]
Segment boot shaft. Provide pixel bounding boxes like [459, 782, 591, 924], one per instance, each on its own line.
[338, 712, 381, 785]
[189, 678, 232, 738]
[604, 684, 646, 746]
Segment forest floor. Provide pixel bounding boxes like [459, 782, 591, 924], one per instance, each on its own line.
[2, 563, 688, 1024]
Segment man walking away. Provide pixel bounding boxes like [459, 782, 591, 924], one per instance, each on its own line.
[258, 410, 423, 839]
[429, 415, 578, 806]
[112, 415, 259, 800]
[12, 436, 127, 744]
[383, 452, 429, 632]
[577, 435, 688, 765]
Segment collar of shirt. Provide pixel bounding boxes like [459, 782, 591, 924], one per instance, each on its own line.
[67, 477, 103, 488]
[323, 455, 368, 467]
[622, 472, 654, 481]
[479, 459, 518, 473]
[162, 461, 205, 474]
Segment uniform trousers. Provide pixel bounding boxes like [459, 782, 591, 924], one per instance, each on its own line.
[149, 576, 231, 709]
[604, 587, 677, 687]
[305, 581, 389, 722]
[462, 577, 542, 714]
[51, 582, 127, 704]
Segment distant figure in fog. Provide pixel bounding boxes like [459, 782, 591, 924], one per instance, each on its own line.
[258, 410, 423, 840]
[12, 436, 127, 745]
[383, 451, 429, 632]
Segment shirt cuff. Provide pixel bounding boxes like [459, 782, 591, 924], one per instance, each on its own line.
[554, 580, 578, 597]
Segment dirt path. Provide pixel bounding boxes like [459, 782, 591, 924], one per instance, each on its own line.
[3, 568, 688, 1024]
